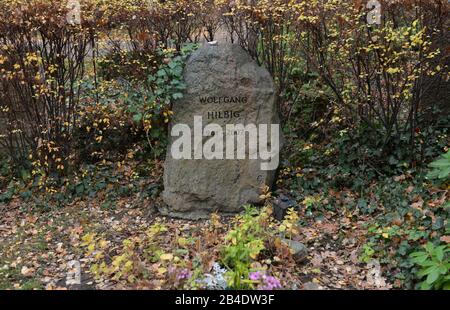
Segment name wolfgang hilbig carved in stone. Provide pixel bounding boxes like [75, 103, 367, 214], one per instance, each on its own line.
[199, 96, 248, 104]
[162, 43, 283, 219]
[200, 96, 245, 119]
[206, 110, 240, 119]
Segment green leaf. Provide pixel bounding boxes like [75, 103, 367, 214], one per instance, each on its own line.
[438, 167, 450, 179]
[425, 242, 435, 253]
[133, 113, 143, 123]
[157, 69, 167, 77]
[420, 281, 432, 290]
[76, 183, 84, 195]
[410, 254, 428, 265]
[435, 246, 445, 261]
[168, 61, 178, 69]
[417, 267, 431, 278]
[438, 265, 448, 275]
[426, 268, 440, 284]
[429, 159, 450, 168]
[172, 92, 183, 100]
[409, 251, 426, 258]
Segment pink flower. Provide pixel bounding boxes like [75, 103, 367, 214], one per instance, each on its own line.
[259, 275, 282, 290]
[177, 268, 192, 280]
[249, 271, 263, 281]
[249, 272, 282, 290]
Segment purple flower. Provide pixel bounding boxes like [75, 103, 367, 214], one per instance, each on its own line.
[259, 275, 282, 290]
[249, 271, 262, 281]
[177, 268, 192, 280]
[249, 271, 282, 290]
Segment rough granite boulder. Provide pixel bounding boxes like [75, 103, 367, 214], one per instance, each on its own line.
[161, 43, 282, 219]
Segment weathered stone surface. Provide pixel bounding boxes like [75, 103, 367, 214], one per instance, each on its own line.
[302, 282, 322, 290]
[281, 239, 308, 262]
[161, 43, 282, 219]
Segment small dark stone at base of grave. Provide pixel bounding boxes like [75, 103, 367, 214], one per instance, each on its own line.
[272, 193, 297, 221]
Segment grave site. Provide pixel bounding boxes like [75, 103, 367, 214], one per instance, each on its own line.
[0, 0, 449, 294]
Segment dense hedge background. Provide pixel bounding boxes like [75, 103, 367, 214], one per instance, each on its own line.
[0, 0, 448, 290]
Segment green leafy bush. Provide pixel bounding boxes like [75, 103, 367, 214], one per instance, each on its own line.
[409, 242, 450, 290]
[75, 43, 198, 163]
[427, 151, 450, 182]
[221, 206, 268, 289]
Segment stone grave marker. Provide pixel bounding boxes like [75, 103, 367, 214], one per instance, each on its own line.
[161, 43, 282, 219]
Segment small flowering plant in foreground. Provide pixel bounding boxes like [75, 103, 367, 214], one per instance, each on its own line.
[248, 271, 282, 291]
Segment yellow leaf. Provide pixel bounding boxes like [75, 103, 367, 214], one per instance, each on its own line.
[160, 253, 173, 261]
[99, 239, 108, 249]
[386, 67, 400, 74]
[157, 267, 167, 274]
[87, 243, 95, 252]
[177, 237, 188, 247]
